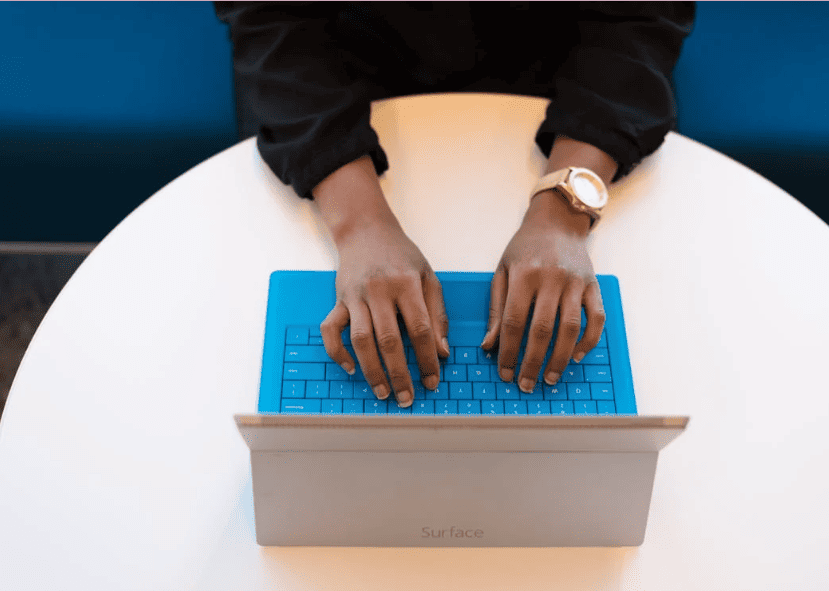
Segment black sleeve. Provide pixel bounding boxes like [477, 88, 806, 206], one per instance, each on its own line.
[213, 1, 388, 199]
[535, 2, 696, 183]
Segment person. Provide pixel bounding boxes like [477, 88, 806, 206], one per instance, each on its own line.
[214, 1, 696, 408]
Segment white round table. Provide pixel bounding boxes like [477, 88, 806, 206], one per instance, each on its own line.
[2, 94, 828, 590]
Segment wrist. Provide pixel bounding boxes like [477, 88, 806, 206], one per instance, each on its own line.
[312, 156, 401, 248]
[545, 136, 617, 186]
[524, 188, 592, 237]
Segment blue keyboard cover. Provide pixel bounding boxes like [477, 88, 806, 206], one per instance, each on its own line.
[259, 272, 637, 416]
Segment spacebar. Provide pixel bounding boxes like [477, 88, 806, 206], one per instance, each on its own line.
[281, 399, 321, 413]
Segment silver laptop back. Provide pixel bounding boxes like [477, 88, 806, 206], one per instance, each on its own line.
[235, 415, 688, 547]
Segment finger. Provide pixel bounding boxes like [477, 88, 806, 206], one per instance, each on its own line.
[320, 301, 356, 374]
[572, 279, 605, 362]
[517, 287, 561, 393]
[368, 300, 415, 407]
[543, 280, 584, 385]
[348, 301, 391, 401]
[497, 271, 533, 383]
[481, 266, 507, 350]
[399, 285, 440, 391]
[423, 272, 450, 359]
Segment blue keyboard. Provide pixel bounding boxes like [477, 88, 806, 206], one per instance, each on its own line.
[258, 272, 637, 415]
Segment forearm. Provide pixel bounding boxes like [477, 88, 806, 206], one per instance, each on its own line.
[312, 155, 401, 248]
[544, 136, 618, 185]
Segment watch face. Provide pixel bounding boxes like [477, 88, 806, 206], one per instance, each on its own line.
[570, 170, 608, 208]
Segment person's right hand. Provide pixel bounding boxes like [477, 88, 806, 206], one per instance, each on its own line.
[312, 156, 449, 408]
[321, 221, 448, 407]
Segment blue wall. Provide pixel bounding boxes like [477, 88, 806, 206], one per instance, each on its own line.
[2, 1, 827, 242]
[675, 1, 829, 146]
[673, 1, 829, 222]
[1, 1, 233, 130]
[0, 1, 237, 242]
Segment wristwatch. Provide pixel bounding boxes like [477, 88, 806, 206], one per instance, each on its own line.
[529, 166, 609, 228]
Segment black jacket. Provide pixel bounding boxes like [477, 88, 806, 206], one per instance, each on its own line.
[215, 2, 696, 198]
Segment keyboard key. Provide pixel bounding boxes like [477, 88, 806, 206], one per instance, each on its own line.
[283, 363, 325, 381]
[519, 383, 544, 400]
[350, 362, 365, 382]
[435, 400, 458, 414]
[305, 381, 330, 398]
[326, 363, 351, 381]
[582, 347, 609, 364]
[543, 383, 567, 400]
[285, 326, 309, 345]
[597, 401, 616, 414]
[458, 400, 481, 414]
[309, 324, 322, 338]
[574, 400, 598, 414]
[343, 400, 364, 413]
[329, 381, 353, 398]
[591, 384, 614, 400]
[364, 400, 388, 413]
[422, 384, 449, 399]
[353, 382, 374, 398]
[561, 366, 584, 382]
[444, 365, 467, 381]
[477, 348, 496, 364]
[473, 383, 497, 399]
[284, 345, 330, 363]
[496, 383, 520, 399]
[528, 401, 551, 415]
[412, 400, 435, 414]
[597, 330, 607, 347]
[408, 365, 420, 381]
[482, 401, 504, 414]
[388, 403, 412, 414]
[448, 325, 487, 346]
[551, 401, 574, 415]
[490, 365, 503, 382]
[308, 336, 324, 345]
[281, 399, 321, 413]
[567, 383, 590, 400]
[282, 380, 305, 398]
[450, 383, 473, 399]
[455, 347, 477, 363]
[584, 365, 612, 382]
[321, 400, 343, 413]
[505, 401, 528, 415]
[467, 365, 490, 381]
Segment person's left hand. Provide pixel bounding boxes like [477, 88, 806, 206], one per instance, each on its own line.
[480, 189, 606, 393]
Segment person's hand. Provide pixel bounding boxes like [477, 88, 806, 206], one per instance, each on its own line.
[312, 156, 449, 408]
[321, 221, 449, 407]
[480, 189, 605, 392]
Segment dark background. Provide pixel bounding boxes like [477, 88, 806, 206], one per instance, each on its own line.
[1, 1, 828, 243]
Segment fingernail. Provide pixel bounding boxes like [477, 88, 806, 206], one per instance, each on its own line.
[573, 352, 585, 364]
[342, 362, 355, 375]
[500, 368, 514, 382]
[397, 390, 413, 407]
[519, 377, 534, 393]
[442, 337, 450, 354]
[424, 375, 439, 390]
[373, 384, 389, 400]
[544, 372, 560, 386]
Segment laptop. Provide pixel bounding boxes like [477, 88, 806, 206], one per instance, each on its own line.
[235, 271, 688, 547]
